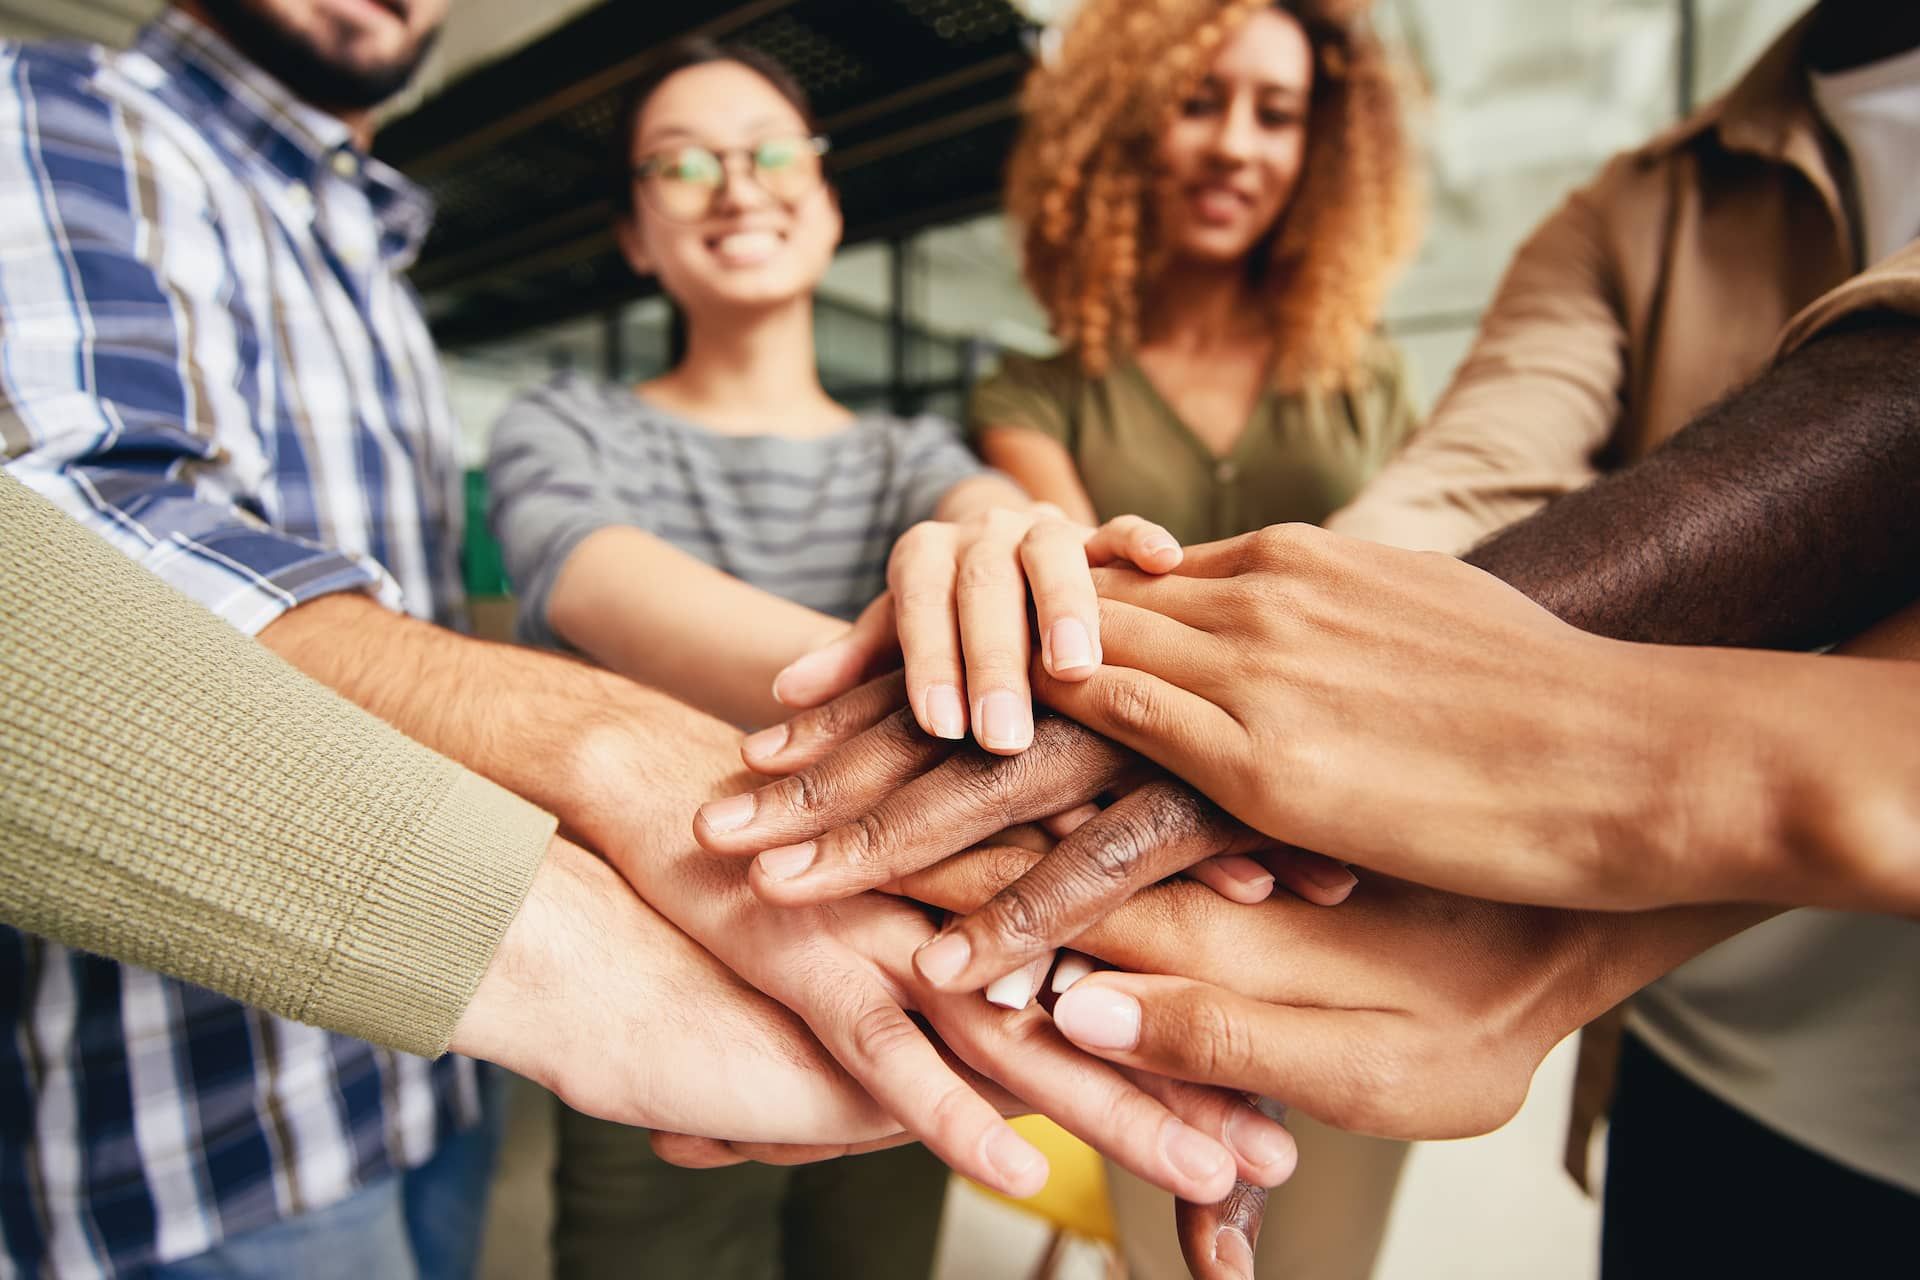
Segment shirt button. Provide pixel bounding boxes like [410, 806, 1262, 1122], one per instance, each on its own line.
[1215, 460, 1239, 484]
[331, 150, 361, 179]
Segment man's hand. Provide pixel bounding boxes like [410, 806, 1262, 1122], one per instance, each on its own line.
[450, 837, 895, 1144]
[899, 844, 1772, 1140]
[558, 704, 1295, 1203]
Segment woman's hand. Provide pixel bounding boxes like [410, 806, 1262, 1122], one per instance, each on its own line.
[695, 675, 1356, 991]
[1034, 524, 1718, 911]
[897, 844, 1771, 1141]
[771, 505, 1182, 754]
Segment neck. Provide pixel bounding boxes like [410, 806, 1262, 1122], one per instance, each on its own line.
[1807, 0, 1920, 74]
[173, 0, 378, 148]
[653, 296, 844, 434]
[1140, 259, 1266, 354]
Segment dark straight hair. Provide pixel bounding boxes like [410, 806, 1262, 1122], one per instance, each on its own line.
[611, 38, 819, 217]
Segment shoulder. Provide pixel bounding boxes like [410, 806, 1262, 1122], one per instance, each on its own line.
[976, 348, 1086, 402]
[491, 374, 637, 453]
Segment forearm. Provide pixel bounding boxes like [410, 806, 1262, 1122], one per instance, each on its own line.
[1465, 318, 1920, 647]
[0, 479, 551, 1056]
[549, 525, 845, 727]
[977, 427, 1101, 525]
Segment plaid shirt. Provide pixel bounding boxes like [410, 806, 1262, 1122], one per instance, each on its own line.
[0, 13, 478, 1276]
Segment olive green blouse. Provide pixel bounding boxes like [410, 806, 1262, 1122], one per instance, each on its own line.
[968, 338, 1416, 545]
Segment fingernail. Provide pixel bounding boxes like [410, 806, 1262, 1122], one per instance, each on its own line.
[770, 648, 830, 705]
[1213, 1227, 1256, 1280]
[1146, 536, 1180, 558]
[1050, 952, 1095, 993]
[1215, 855, 1275, 895]
[1302, 860, 1360, 894]
[915, 932, 972, 988]
[985, 1126, 1048, 1197]
[698, 793, 755, 834]
[976, 691, 1031, 751]
[1227, 1105, 1293, 1177]
[742, 724, 788, 763]
[1052, 986, 1140, 1051]
[1048, 618, 1095, 673]
[756, 841, 815, 881]
[986, 953, 1052, 1010]
[1162, 1118, 1232, 1185]
[985, 969, 1035, 1010]
[924, 684, 966, 739]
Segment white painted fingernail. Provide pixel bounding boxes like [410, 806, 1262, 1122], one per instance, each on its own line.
[986, 953, 1053, 1010]
[1050, 951, 1096, 994]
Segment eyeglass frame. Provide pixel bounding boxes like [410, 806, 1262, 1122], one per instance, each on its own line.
[629, 134, 833, 222]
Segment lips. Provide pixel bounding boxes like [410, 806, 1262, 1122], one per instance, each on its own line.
[1186, 183, 1255, 227]
[706, 228, 787, 267]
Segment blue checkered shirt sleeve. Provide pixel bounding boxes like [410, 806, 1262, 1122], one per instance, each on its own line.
[0, 43, 402, 634]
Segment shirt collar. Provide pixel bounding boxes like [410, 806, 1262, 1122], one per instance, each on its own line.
[132, 9, 434, 267]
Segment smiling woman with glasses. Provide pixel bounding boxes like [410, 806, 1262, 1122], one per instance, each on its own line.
[481, 36, 1193, 1280]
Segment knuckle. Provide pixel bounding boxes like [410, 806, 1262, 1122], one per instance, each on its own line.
[1185, 994, 1254, 1081]
[963, 643, 1029, 680]
[955, 551, 1017, 596]
[788, 766, 841, 819]
[982, 881, 1055, 953]
[1093, 675, 1162, 737]
[845, 1000, 925, 1071]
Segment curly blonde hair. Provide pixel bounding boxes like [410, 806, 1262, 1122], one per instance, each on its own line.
[1009, 0, 1419, 390]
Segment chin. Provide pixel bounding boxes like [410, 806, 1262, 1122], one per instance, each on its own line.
[1170, 232, 1265, 268]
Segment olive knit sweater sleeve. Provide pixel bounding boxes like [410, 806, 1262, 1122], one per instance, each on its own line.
[0, 474, 554, 1057]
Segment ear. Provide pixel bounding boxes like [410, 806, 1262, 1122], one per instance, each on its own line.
[616, 214, 655, 277]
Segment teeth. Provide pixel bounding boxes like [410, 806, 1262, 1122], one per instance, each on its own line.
[713, 231, 781, 261]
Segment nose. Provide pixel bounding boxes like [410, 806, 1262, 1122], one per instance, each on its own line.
[1208, 94, 1259, 166]
[712, 151, 776, 215]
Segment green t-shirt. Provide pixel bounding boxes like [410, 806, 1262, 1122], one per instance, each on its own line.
[968, 338, 1416, 545]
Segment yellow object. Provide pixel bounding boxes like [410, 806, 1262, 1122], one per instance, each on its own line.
[972, 1117, 1117, 1242]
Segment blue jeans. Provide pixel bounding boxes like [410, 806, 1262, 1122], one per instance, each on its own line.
[153, 1070, 506, 1280]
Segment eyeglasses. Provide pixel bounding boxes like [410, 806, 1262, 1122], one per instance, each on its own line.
[632, 134, 831, 222]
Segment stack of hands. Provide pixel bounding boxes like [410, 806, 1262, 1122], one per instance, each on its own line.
[443, 521, 1778, 1279]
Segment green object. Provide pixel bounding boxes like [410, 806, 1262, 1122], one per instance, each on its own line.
[968, 339, 1417, 545]
[464, 468, 511, 597]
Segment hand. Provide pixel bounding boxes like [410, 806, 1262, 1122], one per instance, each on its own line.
[696, 674, 1354, 990]
[772, 506, 1182, 753]
[562, 704, 1295, 1202]
[898, 843, 1772, 1139]
[449, 837, 894, 1145]
[1035, 524, 1721, 911]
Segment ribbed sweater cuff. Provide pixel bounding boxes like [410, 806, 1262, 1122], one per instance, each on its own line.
[300, 770, 555, 1058]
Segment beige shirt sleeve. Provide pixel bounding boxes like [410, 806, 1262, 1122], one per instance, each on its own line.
[1326, 178, 1629, 553]
[1774, 238, 1920, 358]
[0, 474, 555, 1058]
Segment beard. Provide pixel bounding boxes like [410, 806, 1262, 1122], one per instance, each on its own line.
[194, 0, 441, 112]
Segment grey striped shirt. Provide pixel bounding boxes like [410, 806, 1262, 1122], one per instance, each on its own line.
[487, 374, 986, 645]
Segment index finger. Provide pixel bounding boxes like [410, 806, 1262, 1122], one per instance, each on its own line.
[912, 780, 1269, 992]
[733, 717, 1136, 903]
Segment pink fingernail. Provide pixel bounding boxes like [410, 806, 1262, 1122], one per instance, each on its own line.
[698, 793, 755, 834]
[1147, 536, 1180, 558]
[1052, 986, 1140, 1051]
[1214, 855, 1275, 895]
[1048, 619, 1095, 673]
[756, 841, 815, 881]
[924, 684, 965, 740]
[742, 724, 788, 762]
[985, 953, 1052, 1010]
[915, 932, 972, 987]
[1227, 1105, 1294, 1176]
[976, 691, 1031, 751]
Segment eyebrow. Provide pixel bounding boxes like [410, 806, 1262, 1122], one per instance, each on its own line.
[637, 114, 800, 150]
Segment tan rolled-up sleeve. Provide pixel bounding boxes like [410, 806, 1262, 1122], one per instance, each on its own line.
[1326, 176, 1630, 553]
[0, 474, 555, 1058]
[1774, 238, 1920, 360]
